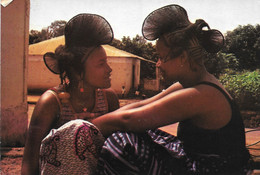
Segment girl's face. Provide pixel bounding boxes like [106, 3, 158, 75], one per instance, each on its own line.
[83, 46, 112, 89]
[156, 38, 186, 83]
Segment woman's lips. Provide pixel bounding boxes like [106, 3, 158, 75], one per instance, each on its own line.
[105, 74, 111, 81]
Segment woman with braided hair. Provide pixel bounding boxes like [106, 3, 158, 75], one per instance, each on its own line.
[21, 14, 119, 175]
[90, 4, 253, 174]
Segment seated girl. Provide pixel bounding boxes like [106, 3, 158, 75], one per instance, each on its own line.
[21, 13, 119, 175]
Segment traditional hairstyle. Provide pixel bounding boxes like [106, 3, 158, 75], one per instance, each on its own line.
[142, 4, 224, 62]
[43, 13, 113, 84]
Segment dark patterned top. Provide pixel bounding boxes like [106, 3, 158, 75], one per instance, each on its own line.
[47, 86, 108, 129]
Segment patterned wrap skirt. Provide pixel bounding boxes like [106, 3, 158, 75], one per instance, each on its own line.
[96, 129, 253, 175]
[40, 119, 105, 175]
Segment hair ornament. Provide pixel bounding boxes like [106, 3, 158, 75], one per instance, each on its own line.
[43, 13, 114, 75]
[142, 4, 224, 53]
[43, 52, 62, 74]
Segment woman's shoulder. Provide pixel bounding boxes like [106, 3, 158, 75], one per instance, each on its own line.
[29, 89, 61, 129]
[194, 80, 233, 101]
[35, 89, 61, 112]
[186, 82, 233, 129]
[49, 85, 65, 93]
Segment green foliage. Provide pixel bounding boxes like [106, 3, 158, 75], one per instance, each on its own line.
[29, 20, 67, 44]
[223, 24, 260, 70]
[219, 70, 260, 110]
[200, 24, 260, 77]
[29, 30, 42, 44]
[242, 111, 260, 128]
[47, 20, 67, 38]
[205, 52, 239, 78]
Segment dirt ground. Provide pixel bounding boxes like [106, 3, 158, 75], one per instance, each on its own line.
[1, 156, 23, 175]
[1, 98, 260, 174]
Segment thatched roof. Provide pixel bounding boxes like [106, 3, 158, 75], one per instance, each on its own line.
[29, 36, 155, 63]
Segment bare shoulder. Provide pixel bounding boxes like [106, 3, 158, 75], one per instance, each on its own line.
[162, 84, 230, 118]
[195, 81, 232, 100]
[30, 90, 60, 125]
[104, 88, 120, 111]
[36, 90, 60, 110]
[188, 83, 228, 104]
[189, 83, 232, 129]
[26, 90, 61, 149]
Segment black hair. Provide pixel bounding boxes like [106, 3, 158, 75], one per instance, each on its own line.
[161, 19, 217, 67]
[54, 45, 91, 84]
[142, 4, 224, 71]
[43, 13, 114, 86]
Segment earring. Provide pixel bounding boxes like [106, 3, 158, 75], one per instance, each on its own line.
[78, 74, 84, 93]
[78, 80, 84, 92]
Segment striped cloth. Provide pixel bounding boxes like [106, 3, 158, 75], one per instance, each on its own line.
[96, 130, 187, 175]
[96, 129, 253, 175]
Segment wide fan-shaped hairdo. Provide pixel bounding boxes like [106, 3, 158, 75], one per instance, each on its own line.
[142, 4, 224, 53]
[43, 13, 114, 75]
[142, 4, 191, 41]
[43, 52, 60, 74]
[65, 13, 114, 48]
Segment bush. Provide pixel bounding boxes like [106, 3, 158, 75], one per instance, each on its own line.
[219, 69, 260, 110]
[241, 111, 260, 128]
[205, 52, 239, 78]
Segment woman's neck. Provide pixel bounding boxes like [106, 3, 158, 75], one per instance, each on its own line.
[179, 67, 213, 88]
[68, 83, 95, 97]
[67, 83, 96, 113]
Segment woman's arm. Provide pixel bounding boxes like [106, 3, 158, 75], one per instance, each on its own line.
[21, 91, 60, 175]
[117, 82, 183, 111]
[92, 86, 209, 137]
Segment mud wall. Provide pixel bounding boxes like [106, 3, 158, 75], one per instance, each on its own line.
[1, 0, 30, 146]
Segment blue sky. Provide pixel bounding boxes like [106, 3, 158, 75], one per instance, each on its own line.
[30, 0, 260, 40]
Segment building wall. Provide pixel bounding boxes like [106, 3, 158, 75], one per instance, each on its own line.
[28, 56, 141, 95]
[1, 0, 30, 146]
[132, 58, 141, 90]
[108, 57, 140, 95]
[144, 79, 159, 91]
[143, 67, 160, 91]
[28, 56, 60, 91]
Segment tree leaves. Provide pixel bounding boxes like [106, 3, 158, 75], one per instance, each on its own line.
[29, 20, 67, 44]
[110, 35, 158, 79]
[223, 24, 260, 70]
